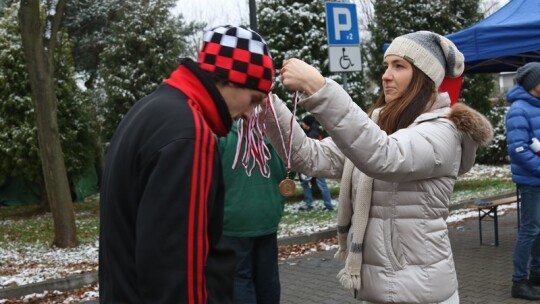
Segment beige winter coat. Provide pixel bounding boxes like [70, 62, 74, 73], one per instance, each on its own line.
[264, 79, 493, 303]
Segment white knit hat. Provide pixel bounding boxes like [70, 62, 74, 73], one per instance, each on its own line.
[384, 31, 464, 88]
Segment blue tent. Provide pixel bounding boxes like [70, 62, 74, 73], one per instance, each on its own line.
[446, 0, 540, 73]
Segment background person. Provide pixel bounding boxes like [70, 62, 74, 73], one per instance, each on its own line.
[298, 114, 334, 211]
[506, 61, 540, 300]
[98, 25, 274, 303]
[264, 31, 492, 303]
[218, 121, 287, 304]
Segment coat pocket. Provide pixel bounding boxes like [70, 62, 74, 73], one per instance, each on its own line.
[383, 219, 405, 271]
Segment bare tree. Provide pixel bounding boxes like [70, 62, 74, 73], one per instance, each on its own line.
[18, 0, 77, 248]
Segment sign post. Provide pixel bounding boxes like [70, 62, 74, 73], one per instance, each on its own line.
[325, 1, 361, 91]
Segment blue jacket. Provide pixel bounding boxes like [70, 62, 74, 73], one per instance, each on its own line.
[506, 85, 540, 185]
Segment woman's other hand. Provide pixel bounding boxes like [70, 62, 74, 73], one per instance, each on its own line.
[281, 58, 325, 96]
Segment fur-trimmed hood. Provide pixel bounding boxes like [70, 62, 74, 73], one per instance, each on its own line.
[448, 103, 493, 147]
[448, 102, 493, 175]
[418, 94, 494, 148]
[414, 95, 493, 175]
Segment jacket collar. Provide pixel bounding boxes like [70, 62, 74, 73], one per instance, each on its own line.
[507, 85, 540, 107]
[163, 58, 232, 136]
[414, 93, 452, 123]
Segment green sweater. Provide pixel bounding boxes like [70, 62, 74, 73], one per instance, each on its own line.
[218, 122, 287, 237]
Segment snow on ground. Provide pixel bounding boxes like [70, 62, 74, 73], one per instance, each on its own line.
[0, 242, 98, 287]
[457, 164, 510, 180]
[447, 201, 517, 224]
[0, 164, 512, 302]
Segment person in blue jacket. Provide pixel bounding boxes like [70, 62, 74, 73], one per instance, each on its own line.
[506, 62, 540, 300]
[218, 121, 288, 304]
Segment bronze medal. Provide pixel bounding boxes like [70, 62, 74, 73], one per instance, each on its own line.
[279, 178, 296, 197]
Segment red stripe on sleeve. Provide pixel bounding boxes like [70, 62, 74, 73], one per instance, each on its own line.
[187, 100, 214, 304]
[187, 111, 200, 303]
[198, 125, 214, 304]
[188, 104, 203, 304]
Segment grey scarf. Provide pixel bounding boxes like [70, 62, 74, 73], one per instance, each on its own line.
[335, 109, 380, 290]
[335, 159, 373, 289]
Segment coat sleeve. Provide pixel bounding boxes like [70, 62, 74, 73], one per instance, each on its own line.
[136, 137, 221, 303]
[263, 94, 346, 179]
[299, 79, 461, 183]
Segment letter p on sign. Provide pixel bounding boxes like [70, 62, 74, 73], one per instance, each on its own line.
[333, 8, 351, 40]
[325, 2, 360, 45]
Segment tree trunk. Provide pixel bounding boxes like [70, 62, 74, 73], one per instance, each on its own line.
[39, 177, 50, 212]
[94, 135, 104, 188]
[18, 0, 77, 248]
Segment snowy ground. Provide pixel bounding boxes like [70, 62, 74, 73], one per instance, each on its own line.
[0, 164, 512, 303]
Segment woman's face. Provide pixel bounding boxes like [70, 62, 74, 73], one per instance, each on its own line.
[382, 55, 414, 103]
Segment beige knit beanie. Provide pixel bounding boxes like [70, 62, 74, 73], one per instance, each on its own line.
[384, 31, 464, 88]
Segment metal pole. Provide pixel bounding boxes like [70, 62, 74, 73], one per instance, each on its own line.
[342, 73, 348, 93]
[249, 0, 258, 31]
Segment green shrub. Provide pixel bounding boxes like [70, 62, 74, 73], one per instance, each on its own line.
[476, 105, 509, 164]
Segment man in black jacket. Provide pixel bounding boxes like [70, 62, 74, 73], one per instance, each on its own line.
[99, 25, 274, 304]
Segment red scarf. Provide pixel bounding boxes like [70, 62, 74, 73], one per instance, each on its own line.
[164, 65, 229, 136]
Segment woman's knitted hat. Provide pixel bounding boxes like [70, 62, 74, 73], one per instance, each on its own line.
[197, 25, 275, 94]
[384, 31, 464, 88]
[516, 62, 540, 91]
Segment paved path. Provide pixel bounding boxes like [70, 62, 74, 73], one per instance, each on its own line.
[6, 203, 529, 303]
[279, 207, 529, 304]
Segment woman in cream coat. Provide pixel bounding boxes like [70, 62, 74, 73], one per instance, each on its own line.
[263, 31, 493, 303]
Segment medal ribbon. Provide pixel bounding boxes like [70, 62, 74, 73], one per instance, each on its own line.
[232, 91, 299, 177]
[266, 92, 298, 171]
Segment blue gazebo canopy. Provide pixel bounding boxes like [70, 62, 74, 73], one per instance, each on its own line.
[446, 0, 540, 73]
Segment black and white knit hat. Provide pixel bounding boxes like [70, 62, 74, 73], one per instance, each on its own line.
[516, 62, 540, 91]
[197, 25, 275, 94]
[384, 31, 464, 88]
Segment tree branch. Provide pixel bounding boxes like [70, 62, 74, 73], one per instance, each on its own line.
[45, 0, 66, 53]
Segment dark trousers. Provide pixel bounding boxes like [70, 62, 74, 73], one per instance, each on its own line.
[222, 233, 280, 304]
[513, 185, 540, 281]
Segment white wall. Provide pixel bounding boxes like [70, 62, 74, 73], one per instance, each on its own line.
[499, 72, 516, 95]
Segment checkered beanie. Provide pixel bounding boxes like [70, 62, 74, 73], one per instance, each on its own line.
[384, 31, 464, 88]
[197, 25, 274, 94]
[516, 62, 540, 91]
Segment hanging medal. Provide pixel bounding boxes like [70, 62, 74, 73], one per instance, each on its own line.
[278, 172, 296, 197]
[268, 92, 299, 197]
[232, 89, 299, 198]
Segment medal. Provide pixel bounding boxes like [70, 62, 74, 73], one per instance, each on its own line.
[268, 92, 300, 197]
[279, 177, 296, 197]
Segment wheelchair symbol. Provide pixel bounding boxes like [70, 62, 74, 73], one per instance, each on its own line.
[339, 48, 354, 69]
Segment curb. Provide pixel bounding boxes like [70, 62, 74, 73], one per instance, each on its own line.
[0, 272, 97, 300]
[0, 190, 517, 300]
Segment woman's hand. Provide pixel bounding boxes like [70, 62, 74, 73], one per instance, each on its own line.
[281, 58, 325, 96]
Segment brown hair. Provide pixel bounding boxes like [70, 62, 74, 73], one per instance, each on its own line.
[368, 63, 436, 134]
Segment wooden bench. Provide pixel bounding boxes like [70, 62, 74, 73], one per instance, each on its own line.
[467, 193, 520, 246]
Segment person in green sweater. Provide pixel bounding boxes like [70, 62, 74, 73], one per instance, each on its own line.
[218, 120, 288, 304]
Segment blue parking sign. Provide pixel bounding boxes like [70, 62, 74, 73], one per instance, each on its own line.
[325, 2, 360, 45]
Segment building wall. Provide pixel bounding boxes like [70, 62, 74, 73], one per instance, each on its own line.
[499, 72, 516, 95]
